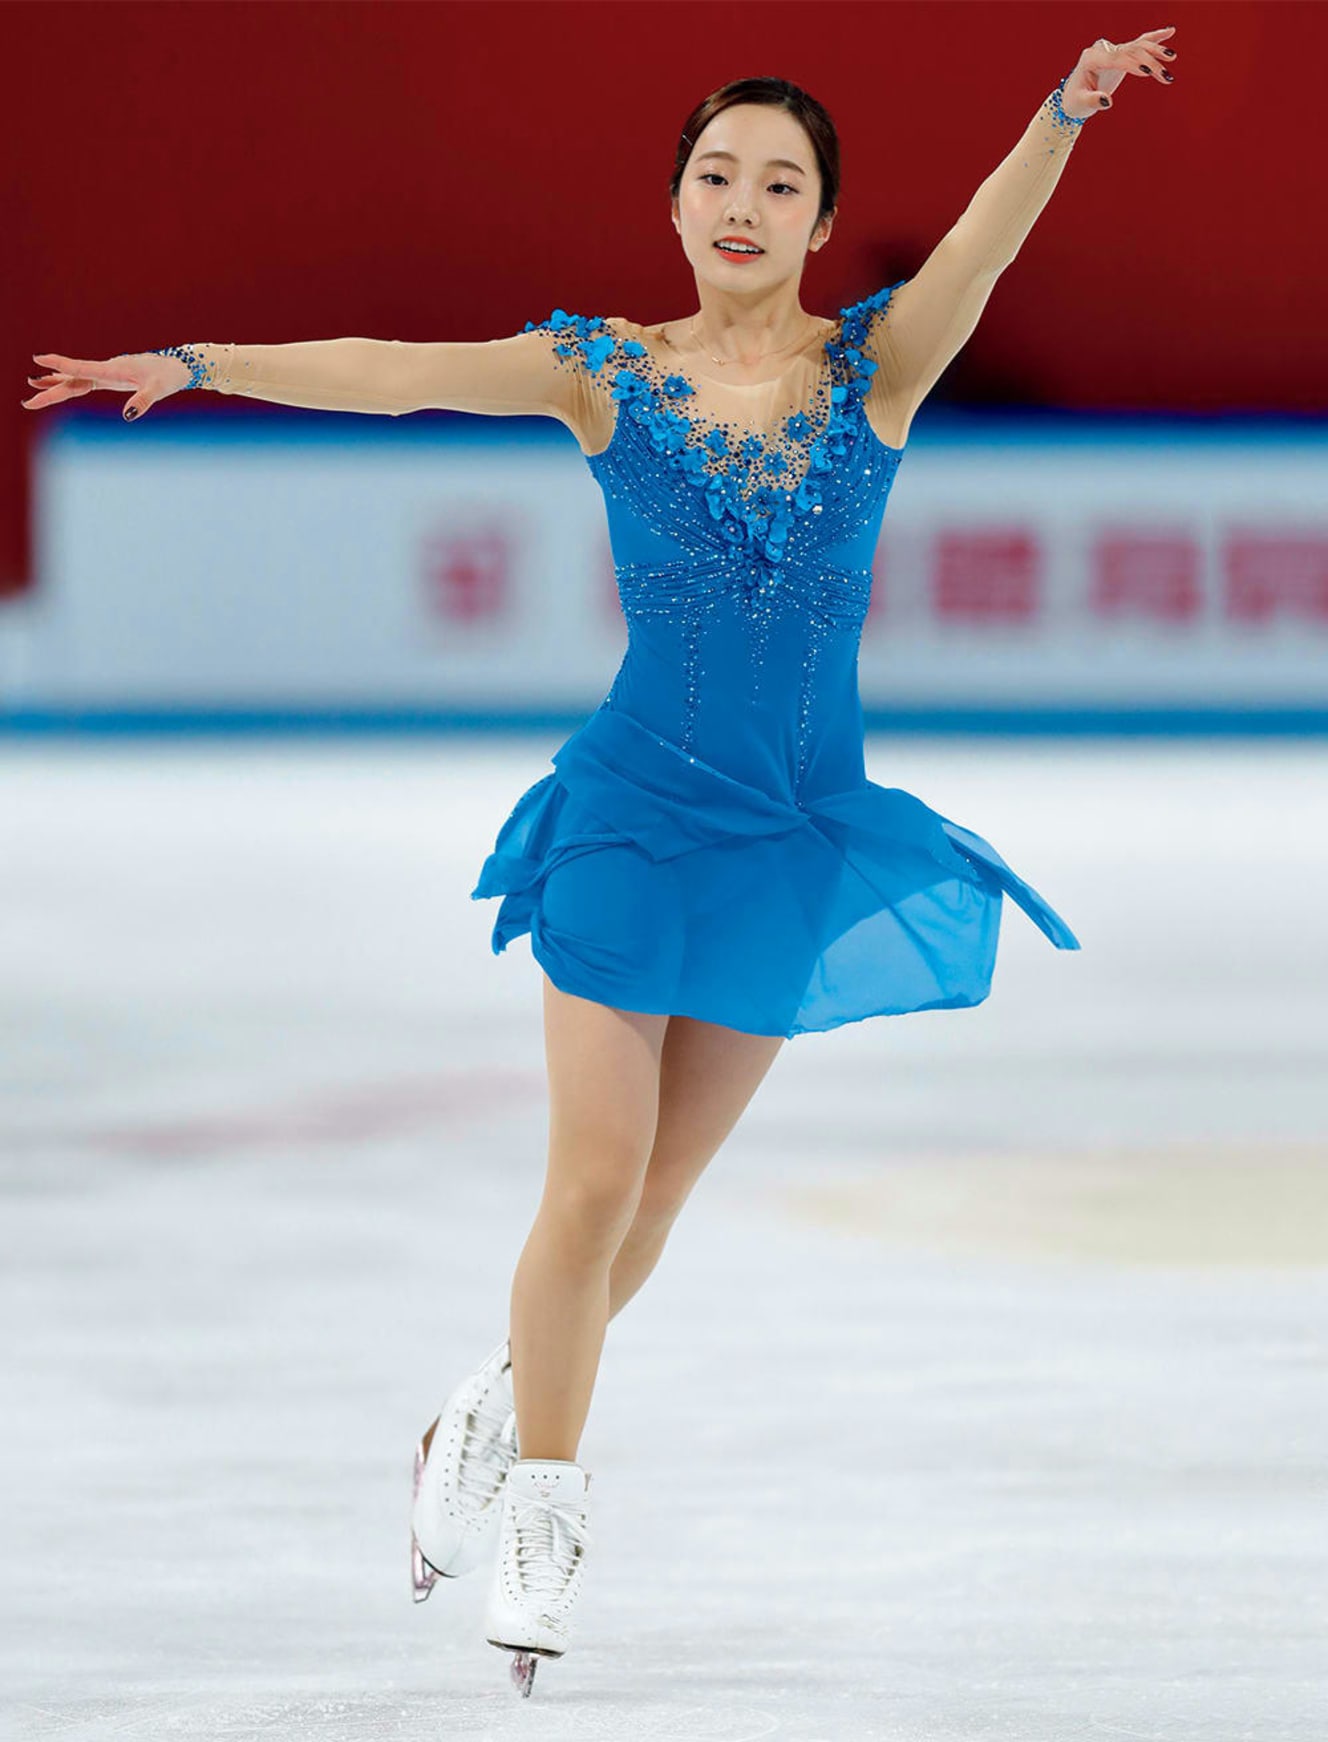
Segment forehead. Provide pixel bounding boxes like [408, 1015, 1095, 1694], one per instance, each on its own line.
[690, 104, 812, 172]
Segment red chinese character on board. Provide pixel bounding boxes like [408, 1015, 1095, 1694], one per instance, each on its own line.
[933, 531, 1040, 621]
[422, 525, 513, 623]
[1090, 534, 1202, 621]
[1224, 532, 1328, 622]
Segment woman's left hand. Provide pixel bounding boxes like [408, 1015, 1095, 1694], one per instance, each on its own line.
[1061, 26, 1178, 117]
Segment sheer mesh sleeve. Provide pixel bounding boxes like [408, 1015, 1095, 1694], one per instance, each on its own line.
[160, 308, 621, 450]
[853, 87, 1089, 444]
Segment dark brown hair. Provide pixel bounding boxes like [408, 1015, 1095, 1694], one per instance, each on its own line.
[669, 76, 841, 228]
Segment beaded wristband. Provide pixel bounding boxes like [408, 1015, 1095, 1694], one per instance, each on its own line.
[150, 343, 216, 391]
[1046, 74, 1089, 135]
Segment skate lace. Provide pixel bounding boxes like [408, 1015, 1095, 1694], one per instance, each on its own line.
[512, 1495, 590, 1604]
[456, 1391, 516, 1509]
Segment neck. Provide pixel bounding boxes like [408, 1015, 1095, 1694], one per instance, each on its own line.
[692, 284, 810, 363]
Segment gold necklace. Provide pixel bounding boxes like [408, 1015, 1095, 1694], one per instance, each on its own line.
[680, 313, 820, 369]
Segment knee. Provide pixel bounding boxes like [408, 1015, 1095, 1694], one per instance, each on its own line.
[627, 1178, 688, 1240]
[540, 1156, 648, 1255]
[633, 1147, 708, 1234]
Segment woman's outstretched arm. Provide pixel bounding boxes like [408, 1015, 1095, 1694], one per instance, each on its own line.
[866, 29, 1177, 441]
[166, 332, 576, 419]
[24, 326, 610, 446]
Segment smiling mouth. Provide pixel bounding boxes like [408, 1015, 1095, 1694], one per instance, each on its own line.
[714, 241, 764, 257]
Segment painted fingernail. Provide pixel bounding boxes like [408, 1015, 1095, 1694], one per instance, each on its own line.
[1099, 95, 1110, 107]
[124, 406, 139, 420]
[1162, 46, 1176, 56]
[1162, 71, 1173, 82]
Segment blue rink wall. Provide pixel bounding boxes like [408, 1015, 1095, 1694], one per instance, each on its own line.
[3, 410, 1326, 737]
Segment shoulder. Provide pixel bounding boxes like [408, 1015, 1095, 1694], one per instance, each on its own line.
[521, 310, 648, 381]
[836, 279, 909, 347]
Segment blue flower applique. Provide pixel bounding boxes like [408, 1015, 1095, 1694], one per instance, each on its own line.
[836, 278, 906, 352]
[529, 308, 606, 339]
[647, 407, 692, 455]
[579, 333, 616, 373]
[704, 427, 730, 455]
[703, 475, 733, 522]
[662, 374, 695, 399]
[765, 451, 788, 476]
[744, 511, 769, 543]
[611, 369, 651, 405]
[784, 412, 812, 442]
[763, 509, 794, 563]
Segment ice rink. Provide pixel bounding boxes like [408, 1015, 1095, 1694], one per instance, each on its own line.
[3, 736, 1325, 1741]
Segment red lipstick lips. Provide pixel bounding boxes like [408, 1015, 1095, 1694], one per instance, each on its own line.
[714, 236, 764, 261]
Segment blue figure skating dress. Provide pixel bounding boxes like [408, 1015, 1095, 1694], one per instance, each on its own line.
[156, 85, 1089, 1038]
[471, 290, 1081, 1037]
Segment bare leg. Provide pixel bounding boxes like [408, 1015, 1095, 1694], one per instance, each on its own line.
[508, 973, 669, 1463]
[607, 1014, 785, 1318]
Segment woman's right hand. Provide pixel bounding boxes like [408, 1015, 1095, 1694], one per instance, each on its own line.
[21, 350, 194, 421]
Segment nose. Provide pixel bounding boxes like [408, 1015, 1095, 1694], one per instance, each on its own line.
[722, 180, 759, 226]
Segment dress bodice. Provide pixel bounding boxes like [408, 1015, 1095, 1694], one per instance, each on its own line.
[523, 285, 908, 802]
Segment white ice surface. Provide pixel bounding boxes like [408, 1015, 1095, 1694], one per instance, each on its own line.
[2, 736, 1325, 1741]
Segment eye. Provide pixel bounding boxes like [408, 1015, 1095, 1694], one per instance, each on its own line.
[698, 172, 798, 195]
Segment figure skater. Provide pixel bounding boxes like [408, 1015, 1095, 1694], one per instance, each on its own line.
[22, 31, 1176, 1699]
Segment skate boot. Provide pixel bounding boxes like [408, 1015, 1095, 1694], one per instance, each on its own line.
[484, 1458, 593, 1698]
[409, 1337, 518, 1597]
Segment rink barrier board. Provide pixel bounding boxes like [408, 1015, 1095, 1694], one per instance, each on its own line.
[4, 411, 1325, 735]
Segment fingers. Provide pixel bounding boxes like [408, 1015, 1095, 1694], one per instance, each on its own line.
[21, 357, 98, 410]
[21, 384, 90, 410]
[22, 374, 70, 409]
[23, 352, 146, 410]
[1134, 26, 1178, 74]
[1097, 30, 1176, 83]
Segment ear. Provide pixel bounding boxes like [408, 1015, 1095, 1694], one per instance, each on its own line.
[670, 194, 680, 236]
[809, 207, 836, 252]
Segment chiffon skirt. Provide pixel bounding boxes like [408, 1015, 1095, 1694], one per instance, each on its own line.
[471, 707, 1080, 1039]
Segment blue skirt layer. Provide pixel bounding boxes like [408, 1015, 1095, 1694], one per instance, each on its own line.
[471, 708, 1080, 1038]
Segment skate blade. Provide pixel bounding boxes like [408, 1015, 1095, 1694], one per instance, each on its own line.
[510, 1651, 537, 1698]
[411, 1529, 453, 1601]
[410, 1438, 465, 1600]
[488, 1642, 560, 1699]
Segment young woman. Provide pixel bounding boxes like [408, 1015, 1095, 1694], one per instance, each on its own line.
[23, 33, 1176, 1698]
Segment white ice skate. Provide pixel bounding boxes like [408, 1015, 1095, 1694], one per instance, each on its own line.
[484, 1458, 593, 1698]
[409, 1337, 519, 1597]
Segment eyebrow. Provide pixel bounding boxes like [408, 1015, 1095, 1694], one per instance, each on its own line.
[693, 149, 808, 176]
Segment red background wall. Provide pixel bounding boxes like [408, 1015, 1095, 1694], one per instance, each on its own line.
[6, 0, 1325, 600]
